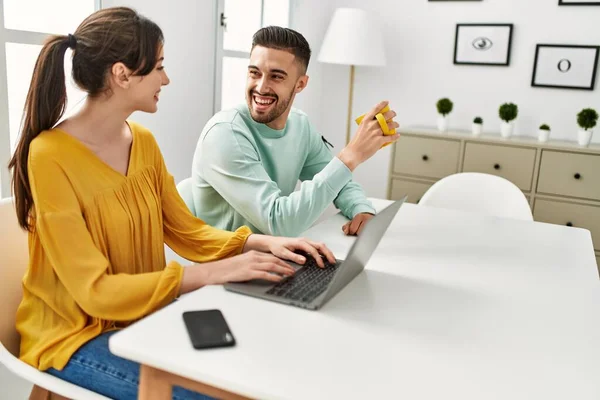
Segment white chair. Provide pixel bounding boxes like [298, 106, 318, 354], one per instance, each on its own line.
[0, 197, 109, 400]
[418, 172, 534, 221]
[176, 177, 197, 216]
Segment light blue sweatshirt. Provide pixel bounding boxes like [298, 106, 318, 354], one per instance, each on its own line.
[191, 104, 375, 237]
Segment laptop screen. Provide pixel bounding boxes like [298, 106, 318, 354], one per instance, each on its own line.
[320, 196, 406, 304]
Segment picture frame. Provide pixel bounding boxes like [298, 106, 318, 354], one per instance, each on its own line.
[531, 44, 599, 90]
[558, 0, 600, 5]
[453, 24, 513, 66]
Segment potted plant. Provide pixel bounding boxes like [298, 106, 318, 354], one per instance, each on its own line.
[436, 98, 453, 132]
[472, 116, 483, 136]
[498, 102, 518, 138]
[577, 108, 598, 147]
[538, 124, 550, 142]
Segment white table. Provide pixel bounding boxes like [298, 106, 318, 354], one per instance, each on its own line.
[109, 199, 600, 400]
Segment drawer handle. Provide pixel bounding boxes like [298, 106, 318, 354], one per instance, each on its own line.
[493, 164, 501, 170]
[422, 155, 429, 161]
[566, 222, 573, 227]
[574, 173, 581, 180]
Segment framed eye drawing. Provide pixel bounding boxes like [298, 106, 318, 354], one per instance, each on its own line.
[531, 44, 599, 90]
[453, 23, 513, 66]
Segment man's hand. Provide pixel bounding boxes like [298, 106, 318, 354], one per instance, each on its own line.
[342, 213, 374, 236]
[337, 100, 400, 172]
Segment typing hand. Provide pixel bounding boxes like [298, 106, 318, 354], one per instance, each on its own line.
[199, 251, 296, 284]
[266, 237, 336, 268]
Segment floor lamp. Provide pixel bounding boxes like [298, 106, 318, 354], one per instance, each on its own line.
[317, 8, 387, 145]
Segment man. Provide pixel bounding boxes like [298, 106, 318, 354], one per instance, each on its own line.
[191, 26, 398, 237]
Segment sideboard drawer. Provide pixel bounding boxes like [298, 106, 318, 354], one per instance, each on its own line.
[533, 198, 600, 251]
[462, 143, 536, 191]
[393, 136, 460, 179]
[390, 178, 433, 204]
[537, 150, 600, 201]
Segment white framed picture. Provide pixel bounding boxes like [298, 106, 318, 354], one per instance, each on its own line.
[453, 24, 513, 66]
[559, 0, 600, 5]
[531, 44, 599, 90]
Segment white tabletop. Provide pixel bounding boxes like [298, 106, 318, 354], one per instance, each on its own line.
[110, 200, 600, 400]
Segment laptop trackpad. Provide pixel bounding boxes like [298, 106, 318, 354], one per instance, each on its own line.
[224, 273, 283, 294]
[241, 278, 276, 287]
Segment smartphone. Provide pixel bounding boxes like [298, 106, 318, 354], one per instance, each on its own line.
[182, 310, 236, 349]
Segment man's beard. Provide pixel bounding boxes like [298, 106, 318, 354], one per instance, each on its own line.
[246, 88, 294, 124]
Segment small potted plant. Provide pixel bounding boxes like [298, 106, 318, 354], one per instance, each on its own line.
[436, 98, 453, 132]
[577, 108, 598, 147]
[498, 102, 518, 138]
[538, 124, 551, 142]
[472, 116, 483, 136]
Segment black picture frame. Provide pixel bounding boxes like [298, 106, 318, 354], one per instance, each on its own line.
[453, 23, 513, 66]
[559, 0, 600, 5]
[531, 44, 599, 90]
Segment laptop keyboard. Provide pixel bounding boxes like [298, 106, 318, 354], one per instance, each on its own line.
[266, 256, 340, 303]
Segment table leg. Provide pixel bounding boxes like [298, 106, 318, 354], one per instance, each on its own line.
[139, 365, 172, 400]
[138, 364, 253, 400]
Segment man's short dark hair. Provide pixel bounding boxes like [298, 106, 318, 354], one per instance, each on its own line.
[251, 26, 311, 74]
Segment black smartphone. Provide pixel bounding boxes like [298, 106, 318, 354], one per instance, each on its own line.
[182, 310, 236, 349]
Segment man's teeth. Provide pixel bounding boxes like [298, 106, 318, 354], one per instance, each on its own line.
[254, 96, 275, 105]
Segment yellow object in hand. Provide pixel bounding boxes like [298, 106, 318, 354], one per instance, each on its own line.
[355, 104, 396, 148]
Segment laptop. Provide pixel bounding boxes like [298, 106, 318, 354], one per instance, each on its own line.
[224, 196, 406, 310]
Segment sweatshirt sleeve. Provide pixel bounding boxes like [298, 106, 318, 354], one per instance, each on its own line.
[299, 121, 376, 218]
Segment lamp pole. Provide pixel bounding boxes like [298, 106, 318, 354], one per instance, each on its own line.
[346, 64, 355, 145]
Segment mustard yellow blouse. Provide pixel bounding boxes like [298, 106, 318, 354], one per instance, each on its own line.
[16, 122, 251, 371]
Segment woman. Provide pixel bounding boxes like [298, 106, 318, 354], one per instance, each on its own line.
[9, 7, 335, 400]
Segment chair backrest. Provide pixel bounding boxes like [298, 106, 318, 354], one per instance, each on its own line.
[0, 198, 29, 357]
[176, 177, 197, 216]
[418, 172, 534, 221]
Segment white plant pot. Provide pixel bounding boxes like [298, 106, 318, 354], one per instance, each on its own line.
[578, 129, 593, 147]
[437, 115, 448, 132]
[538, 129, 550, 142]
[472, 123, 482, 136]
[500, 121, 513, 138]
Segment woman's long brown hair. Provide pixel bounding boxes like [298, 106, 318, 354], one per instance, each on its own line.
[8, 7, 163, 231]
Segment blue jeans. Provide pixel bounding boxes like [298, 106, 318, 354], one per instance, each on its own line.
[47, 331, 212, 400]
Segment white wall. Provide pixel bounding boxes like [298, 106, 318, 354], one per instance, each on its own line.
[102, 0, 217, 183]
[288, 0, 335, 135]
[295, 0, 600, 198]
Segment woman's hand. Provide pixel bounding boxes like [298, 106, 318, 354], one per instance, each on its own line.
[207, 250, 298, 284]
[265, 237, 336, 268]
[182, 251, 296, 292]
[179, 235, 337, 295]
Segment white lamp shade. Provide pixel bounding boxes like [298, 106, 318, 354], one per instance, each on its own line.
[318, 8, 386, 67]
